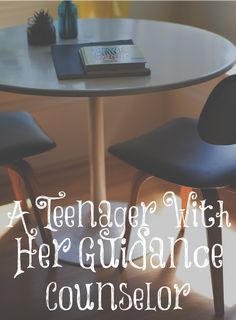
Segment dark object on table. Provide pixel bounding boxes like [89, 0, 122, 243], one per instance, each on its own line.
[27, 9, 56, 46]
[109, 75, 236, 317]
[58, 0, 78, 39]
[51, 40, 151, 80]
[0, 111, 56, 261]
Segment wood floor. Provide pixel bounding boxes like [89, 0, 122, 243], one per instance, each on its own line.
[1, 157, 236, 320]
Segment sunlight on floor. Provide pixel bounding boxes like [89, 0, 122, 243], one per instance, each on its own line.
[148, 193, 236, 308]
[176, 205, 236, 308]
[1, 194, 236, 309]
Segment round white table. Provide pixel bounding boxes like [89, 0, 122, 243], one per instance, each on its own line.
[0, 19, 235, 265]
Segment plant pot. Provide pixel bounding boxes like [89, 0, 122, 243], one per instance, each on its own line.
[27, 16, 56, 46]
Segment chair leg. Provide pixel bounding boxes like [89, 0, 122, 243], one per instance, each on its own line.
[201, 188, 224, 317]
[7, 167, 30, 224]
[119, 171, 152, 268]
[180, 186, 192, 229]
[9, 160, 55, 263]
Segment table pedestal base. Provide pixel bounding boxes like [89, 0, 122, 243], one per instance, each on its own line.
[35, 201, 157, 266]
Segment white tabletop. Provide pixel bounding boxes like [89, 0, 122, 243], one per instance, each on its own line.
[0, 18, 235, 97]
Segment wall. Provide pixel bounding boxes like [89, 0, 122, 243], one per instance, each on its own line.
[173, 1, 236, 43]
[0, 1, 59, 28]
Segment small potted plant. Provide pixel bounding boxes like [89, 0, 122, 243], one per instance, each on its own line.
[27, 9, 56, 46]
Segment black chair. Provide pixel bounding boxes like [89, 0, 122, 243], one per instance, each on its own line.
[0, 111, 55, 253]
[108, 75, 236, 317]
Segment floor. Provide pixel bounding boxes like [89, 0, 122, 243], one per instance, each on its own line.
[1, 157, 236, 320]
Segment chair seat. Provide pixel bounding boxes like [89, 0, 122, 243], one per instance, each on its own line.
[109, 117, 236, 188]
[0, 112, 56, 165]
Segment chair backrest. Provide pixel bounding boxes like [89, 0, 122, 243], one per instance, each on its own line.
[198, 75, 236, 145]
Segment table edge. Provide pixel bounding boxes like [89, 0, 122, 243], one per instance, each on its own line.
[0, 62, 235, 98]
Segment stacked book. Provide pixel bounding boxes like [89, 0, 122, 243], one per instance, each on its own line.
[51, 39, 151, 80]
[79, 43, 150, 77]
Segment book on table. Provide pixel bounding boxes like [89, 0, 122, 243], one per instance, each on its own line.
[51, 39, 151, 80]
[79, 44, 146, 71]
